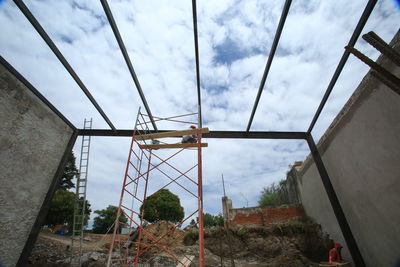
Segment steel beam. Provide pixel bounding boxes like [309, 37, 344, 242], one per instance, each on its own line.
[246, 0, 292, 132]
[307, 0, 377, 134]
[306, 134, 365, 267]
[191, 0, 202, 128]
[0, 55, 76, 131]
[77, 129, 307, 139]
[13, 0, 116, 131]
[363, 31, 400, 67]
[346, 46, 400, 95]
[100, 0, 158, 131]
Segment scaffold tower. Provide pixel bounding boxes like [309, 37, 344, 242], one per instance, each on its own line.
[71, 118, 93, 266]
[106, 108, 206, 267]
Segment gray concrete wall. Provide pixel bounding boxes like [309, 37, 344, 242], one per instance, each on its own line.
[0, 63, 74, 266]
[297, 32, 400, 267]
[281, 164, 302, 204]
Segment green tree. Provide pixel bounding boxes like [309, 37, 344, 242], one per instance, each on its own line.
[258, 182, 285, 206]
[44, 189, 91, 230]
[140, 189, 184, 223]
[203, 213, 224, 228]
[92, 205, 127, 234]
[59, 152, 79, 190]
[44, 151, 91, 230]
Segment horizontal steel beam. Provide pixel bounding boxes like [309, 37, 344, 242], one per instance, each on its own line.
[77, 129, 307, 139]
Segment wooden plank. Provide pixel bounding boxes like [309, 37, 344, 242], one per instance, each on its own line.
[138, 143, 208, 149]
[176, 255, 195, 267]
[134, 127, 209, 140]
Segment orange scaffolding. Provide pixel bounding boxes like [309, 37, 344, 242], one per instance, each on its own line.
[107, 109, 206, 267]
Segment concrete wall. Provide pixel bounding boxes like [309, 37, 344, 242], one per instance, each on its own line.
[0, 63, 74, 266]
[280, 162, 302, 204]
[296, 32, 400, 266]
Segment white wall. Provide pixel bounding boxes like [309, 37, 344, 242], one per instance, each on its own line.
[297, 32, 400, 267]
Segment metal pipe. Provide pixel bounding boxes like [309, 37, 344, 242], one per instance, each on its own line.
[307, 0, 378, 134]
[134, 151, 152, 265]
[306, 133, 365, 267]
[246, 0, 292, 132]
[100, 0, 158, 131]
[106, 125, 137, 267]
[191, 0, 202, 129]
[13, 0, 116, 131]
[197, 133, 205, 267]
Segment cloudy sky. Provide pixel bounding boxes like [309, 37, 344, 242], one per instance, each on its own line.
[1, 0, 399, 226]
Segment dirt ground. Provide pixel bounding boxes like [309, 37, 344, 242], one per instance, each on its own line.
[28, 221, 332, 267]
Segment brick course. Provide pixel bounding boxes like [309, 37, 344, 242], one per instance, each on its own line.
[229, 205, 305, 226]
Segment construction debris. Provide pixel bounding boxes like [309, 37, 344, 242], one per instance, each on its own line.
[28, 220, 333, 266]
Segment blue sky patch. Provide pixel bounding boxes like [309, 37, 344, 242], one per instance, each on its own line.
[214, 38, 248, 65]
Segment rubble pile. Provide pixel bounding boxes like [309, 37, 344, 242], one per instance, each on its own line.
[28, 221, 332, 266]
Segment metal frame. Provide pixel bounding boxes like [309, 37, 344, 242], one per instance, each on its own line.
[4, 0, 393, 266]
[106, 110, 204, 267]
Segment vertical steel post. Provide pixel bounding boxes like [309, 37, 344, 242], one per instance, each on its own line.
[197, 134, 205, 267]
[306, 134, 365, 267]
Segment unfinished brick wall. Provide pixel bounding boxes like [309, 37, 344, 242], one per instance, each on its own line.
[229, 205, 305, 226]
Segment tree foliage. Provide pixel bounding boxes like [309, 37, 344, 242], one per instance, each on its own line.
[258, 181, 287, 207]
[203, 213, 224, 228]
[44, 189, 91, 230]
[59, 152, 79, 190]
[44, 152, 91, 230]
[140, 189, 184, 223]
[92, 205, 127, 234]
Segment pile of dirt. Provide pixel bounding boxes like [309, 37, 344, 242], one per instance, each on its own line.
[28, 221, 332, 266]
[200, 222, 333, 267]
[141, 220, 185, 247]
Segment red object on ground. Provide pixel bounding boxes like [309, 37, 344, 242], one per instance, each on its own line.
[329, 242, 343, 263]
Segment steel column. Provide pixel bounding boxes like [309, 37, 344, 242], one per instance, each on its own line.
[306, 134, 365, 267]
